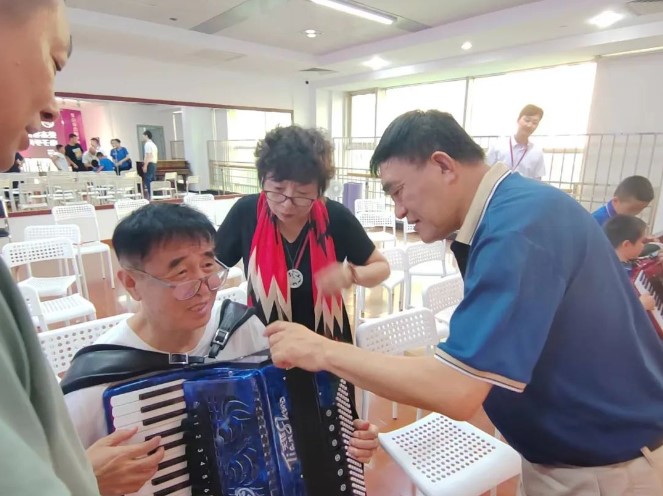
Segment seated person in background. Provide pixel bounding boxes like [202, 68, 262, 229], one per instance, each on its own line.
[82, 138, 100, 170]
[51, 144, 70, 171]
[486, 104, 546, 180]
[604, 214, 656, 310]
[89, 159, 99, 172]
[63, 203, 379, 495]
[592, 175, 654, 226]
[110, 138, 131, 173]
[95, 152, 115, 172]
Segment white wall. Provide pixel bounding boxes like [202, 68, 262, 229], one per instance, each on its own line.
[56, 49, 306, 114]
[588, 52, 663, 134]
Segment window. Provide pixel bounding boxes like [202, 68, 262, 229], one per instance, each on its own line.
[378, 80, 467, 135]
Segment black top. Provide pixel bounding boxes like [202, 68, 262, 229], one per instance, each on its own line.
[215, 194, 375, 342]
[65, 143, 84, 171]
[7, 153, 22, 173]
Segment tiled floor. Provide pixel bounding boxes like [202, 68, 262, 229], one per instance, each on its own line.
[58, 244, 519, 496]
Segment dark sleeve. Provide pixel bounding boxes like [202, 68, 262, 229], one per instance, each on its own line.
[327, 200, 376, 265]
[215, 195, 257, 268]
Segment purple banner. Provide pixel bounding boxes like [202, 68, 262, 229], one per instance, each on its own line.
[56, 108, 87, 151]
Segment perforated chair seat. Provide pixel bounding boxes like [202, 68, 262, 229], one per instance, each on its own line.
[18, 275, 77, 298]
[409, 260, 446, 277]
[215, 286, 248, 304]
[379, 413, 521, 496]
[38, 313, 132, 374]
[37, 294, 96, 326]
[368, 231, 397, 244]
[435, 305, 458, 325]
[227, 266, 245, 282]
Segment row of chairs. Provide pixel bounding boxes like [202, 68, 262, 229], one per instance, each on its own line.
[355, 241, 457, 330]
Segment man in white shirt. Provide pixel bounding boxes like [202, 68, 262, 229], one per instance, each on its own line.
[142, 129, 158, 198]
[51, 143, 70, 171]
[486, 104, 546, 180]
[64, 203, 379, 495]
[82, 137, 100, 170]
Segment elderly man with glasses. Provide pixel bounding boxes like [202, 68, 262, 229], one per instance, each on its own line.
[63, 203, 379, 495]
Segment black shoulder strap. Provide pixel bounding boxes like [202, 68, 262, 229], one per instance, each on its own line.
[61, 300, 259, 395]
[60, 344, 207, 395]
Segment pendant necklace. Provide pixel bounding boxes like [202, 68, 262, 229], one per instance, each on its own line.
[284, 224, 309, 289]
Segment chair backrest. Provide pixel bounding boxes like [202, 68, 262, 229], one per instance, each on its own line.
[24, 224, 82, 245]
[114, 199, 149, 221]
[122, 171, 137, 178]
[354, 199, 384, 214]
[2, 237, 77, 268]
[422, 274, 464, 314]
[356, 308, 439, 355]
[403, 221, 416, 234]
[164, 172, 178, 181]
[52, 203, 101, 243]
[38, 313, 133, 374]
[215, 286, 248, 304]
[184, 193, 214, 204]
[381, 246, 407, 271]
[151, 180, 172, 191]
[406, 241, 445, 268]
[356, 211, 395, 230]
[18, 284, 47, 331]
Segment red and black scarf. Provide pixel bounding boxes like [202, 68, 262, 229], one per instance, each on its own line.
[247, 193, 344, 338]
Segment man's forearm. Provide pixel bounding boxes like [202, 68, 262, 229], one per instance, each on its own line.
[321, 341, 490, 420]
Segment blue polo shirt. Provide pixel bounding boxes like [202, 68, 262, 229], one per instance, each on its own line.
[98, 158, 115, 172]
[110, 147, 129, 165]
[437, 163, 663, 466]
[591, 200, 616, 226]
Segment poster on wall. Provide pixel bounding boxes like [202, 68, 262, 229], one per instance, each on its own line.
[21, 108, 87, 161]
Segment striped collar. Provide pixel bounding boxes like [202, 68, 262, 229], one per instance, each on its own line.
[456, 163, 511, 245]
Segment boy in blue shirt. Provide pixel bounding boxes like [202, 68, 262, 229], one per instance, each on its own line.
[95, 152, 116, 172]
[267, 110, 663, 495]
[592, 175, 654, 226]
[604, 214, 656, 310]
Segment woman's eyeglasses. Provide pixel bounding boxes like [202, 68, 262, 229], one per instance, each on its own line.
[125, 261, 230, 301]
[263, 190, 316, 208]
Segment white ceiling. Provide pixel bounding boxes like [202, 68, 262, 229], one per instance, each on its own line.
[64, 0, 663, 90]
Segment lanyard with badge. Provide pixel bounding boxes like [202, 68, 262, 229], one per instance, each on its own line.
[509, 137, 528, 171]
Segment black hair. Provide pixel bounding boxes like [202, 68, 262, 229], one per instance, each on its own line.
[614, 176, 654, 203]
[90, 159, 99, 167]
[369, 110, 485, 176]
[69, 133, 77, 139]
[91, 137, 100, 145]
[518, 104, 544, 120]
[96, 152, 104, 158]
[143, 130, 153, 140]
[255, 125, 334, 195]
[111, 138, 121, 144]
[604, 214, 647, 248]
[56, 143, 63, 150]
[113, 203, 216, 265]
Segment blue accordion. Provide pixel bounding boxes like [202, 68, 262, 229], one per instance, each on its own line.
[103, 362, 366, 496]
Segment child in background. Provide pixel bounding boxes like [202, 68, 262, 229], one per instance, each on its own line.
[592, 176, 654, 226]
[604, 214, 656, 310]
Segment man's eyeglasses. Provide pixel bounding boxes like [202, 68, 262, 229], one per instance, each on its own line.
[264, 190, 316, 208]
[125, 261, 230, 301]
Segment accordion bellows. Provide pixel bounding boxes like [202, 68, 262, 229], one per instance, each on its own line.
[103, 363, 366, 496]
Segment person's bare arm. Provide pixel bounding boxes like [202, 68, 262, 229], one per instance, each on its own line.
[316, 249, 390, 295]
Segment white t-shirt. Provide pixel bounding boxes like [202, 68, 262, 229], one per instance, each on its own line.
[144, 140, 158, 164]
[64, 302, 268, 448]
[52, 151, 69, 171]
[82, 150, 97, 166]
[486, 136, 546, 179]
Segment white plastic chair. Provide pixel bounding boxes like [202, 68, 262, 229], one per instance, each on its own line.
[402, 220, 416, 245]
[150, 180, 174, 200]
[23, 224, 89, 298]
[354, 198, 384, 214]
[422, 275, 464, 341]
[114, 198, 149, 222]
[405, 241, 450, 308]
[186, 175, 200, 194]
[356, 308, 439, 421]
[18, 274, 96, 332]
[356, 211, 397, 247]
[52, 203, 115, 288]
[354, 246, 406, 329]
[3, 237, 81, 299]
[379, 413, 521, 496]
[184, 193, 219, 227]
[38, 313, 132, 374]
[18, 182, 49, 210]
[215, 286, 247, 305]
